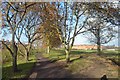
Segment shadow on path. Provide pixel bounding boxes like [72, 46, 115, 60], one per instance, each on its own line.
[28, 53, 87, 79]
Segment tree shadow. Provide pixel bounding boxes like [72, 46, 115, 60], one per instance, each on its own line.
[99, 52, 119, 66]
[2, 61, 35, 80]
[48, 57, 66, 63]
[28, 59, 35, 61]
[70, 57, 81, 63]
[70, 50, 97, 55]
[100, 53, 119, 56]
[53, 49, 65, 53]
[28, 59, 88, 79]
[57, 53, 65, 56]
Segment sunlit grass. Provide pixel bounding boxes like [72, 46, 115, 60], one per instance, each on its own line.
[42, 49, 65, 62]
[43, 49, 119, 62]
[101, 50, 119, 65]
[68, 58, 93, 74]
[2, 54, 36, 79]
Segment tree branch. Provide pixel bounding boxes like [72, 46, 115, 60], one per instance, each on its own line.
[1, 41, 13, 57]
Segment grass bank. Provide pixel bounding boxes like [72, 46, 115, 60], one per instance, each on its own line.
[2, 49, 37, 79]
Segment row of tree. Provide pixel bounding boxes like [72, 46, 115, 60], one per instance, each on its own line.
[1, 2, 119, 72]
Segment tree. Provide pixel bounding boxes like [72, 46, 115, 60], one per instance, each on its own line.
[87, 2, 120, 26]
[84, 2, 119, 54]
[36, 2, 61, 54]
[40, 20, 61, 54]
[55, 2, 90, 62]
[84, 13, 117, 54]
[1, 2, 36, 72]
[16, 11, 42, 61]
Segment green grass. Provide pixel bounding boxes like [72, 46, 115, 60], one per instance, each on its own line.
[71, 49, 97, 53]
[43, 49, 119, 62]
[2, 52, 36, 79]
[43, 49, 94, 75]
[2, 48, 12, 63]
[2, 54, 36, 79]
[68, 58, 93, 74]
[100, 50, 119, 65]
[102, 50, 119, 54]
[102, 50, 119, 58]
[43, 49, 97, 64]
[43, 49, 66, 61]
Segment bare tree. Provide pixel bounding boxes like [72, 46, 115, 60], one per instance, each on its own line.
[1, 2, 36, 72]
[55, 2, 90, 62]
[84, 14, 117, 54]
[16, 11, 42, 61]
[87, 2, 120, 26]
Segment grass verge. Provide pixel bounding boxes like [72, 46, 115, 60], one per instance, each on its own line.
[2, 54, 36, 80]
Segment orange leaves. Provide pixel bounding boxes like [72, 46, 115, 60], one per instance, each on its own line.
[39, 17, 61, 48]
[41, 3, 57, 20]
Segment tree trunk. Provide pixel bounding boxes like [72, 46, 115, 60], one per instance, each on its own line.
[12, 54, 18, 72]
[47, 45, 50, 54]
[12, 43, 18, 72]
[2, 33, 18, 72]
[25, 50, 29, 61]
[25, 43, 31, 61]
[65, 49, 70, 63]
[97, 29, 101, 55]
[12, 32, 18, 72]
[97, 44, 101, 55]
